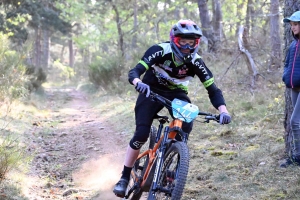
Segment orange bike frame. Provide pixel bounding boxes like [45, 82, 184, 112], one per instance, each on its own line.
[131, 119, 183, 188]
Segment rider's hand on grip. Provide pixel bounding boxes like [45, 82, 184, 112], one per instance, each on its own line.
[219, 112, 231, 124]
[135, 82, 150, 97]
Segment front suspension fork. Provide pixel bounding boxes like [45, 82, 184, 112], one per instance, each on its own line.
[149, 126, 170, 193]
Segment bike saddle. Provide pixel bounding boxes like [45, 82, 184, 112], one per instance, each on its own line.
[153, 114, 169, 120]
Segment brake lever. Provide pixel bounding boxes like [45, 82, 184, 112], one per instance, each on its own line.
[204, 116, 218, 123]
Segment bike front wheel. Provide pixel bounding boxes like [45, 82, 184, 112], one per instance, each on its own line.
[147, 142, 189, 200]
[125, 126, 157, 200]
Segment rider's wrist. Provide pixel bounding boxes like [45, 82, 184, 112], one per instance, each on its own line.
[218, 105, 228, 114]
[132, 78, 142, 86]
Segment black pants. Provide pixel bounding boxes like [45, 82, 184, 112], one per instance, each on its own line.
[129, 90, 193, 150]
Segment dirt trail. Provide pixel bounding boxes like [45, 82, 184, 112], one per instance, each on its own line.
[23, 88, 128, 200]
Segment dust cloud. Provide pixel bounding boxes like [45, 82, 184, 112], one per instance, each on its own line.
[73, 152, 125, 200]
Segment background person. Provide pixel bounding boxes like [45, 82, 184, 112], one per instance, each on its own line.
[281, 11, 300, 168]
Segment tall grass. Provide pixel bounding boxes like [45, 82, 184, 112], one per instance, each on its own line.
[0, 134, 26, 183]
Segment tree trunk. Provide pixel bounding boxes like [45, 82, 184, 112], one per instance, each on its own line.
[60, 43, 65, 64]
[236, 1, 246, 34]
[42, 28, 50, 70]
[174, 7, 180, 19]
[284, 88, 294, 156]
[246, 0, 254, 32]
[69, 39, 74, 68]
[82, 48, 91, 67]
[112, 3, 124, 57]
[132, 0, 137, 48]
[212, 0, 222, 52]
[34, 27, 41, 67]
[197, 0, 214, 52]
[269, 0, 281, 71]
[282, 0, 300, 157]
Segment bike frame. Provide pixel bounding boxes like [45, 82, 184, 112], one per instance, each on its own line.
[126, 91, 219, 199]
[130, 118, 186, 194]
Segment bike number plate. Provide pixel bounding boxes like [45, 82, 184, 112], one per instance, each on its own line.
[171, 98, 199, 123]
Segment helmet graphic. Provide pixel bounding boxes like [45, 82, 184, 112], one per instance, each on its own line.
[170, 19, 202, 63]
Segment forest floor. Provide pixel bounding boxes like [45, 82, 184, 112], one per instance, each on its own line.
[21, 87, 128, 200]
[3, 77, 295, 200]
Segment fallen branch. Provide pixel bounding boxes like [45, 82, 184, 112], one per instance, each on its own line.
[238, 25, 259, 88]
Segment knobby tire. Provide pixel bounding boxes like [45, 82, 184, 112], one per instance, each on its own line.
[126, 126, 157, 200]
[147, 142, 189, 200]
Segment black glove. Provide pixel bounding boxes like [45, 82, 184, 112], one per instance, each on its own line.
[219, 112, 231, 124]
[135, 82, 150, 97]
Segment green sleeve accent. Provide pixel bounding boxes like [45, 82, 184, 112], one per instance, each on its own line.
[203, 77, 214, 88]
[168, 84, 188, 92]
[166, 81, 188, 92]
[139, 60, 149, 70]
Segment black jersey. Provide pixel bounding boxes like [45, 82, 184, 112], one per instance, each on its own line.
[128, 41, 226, 109]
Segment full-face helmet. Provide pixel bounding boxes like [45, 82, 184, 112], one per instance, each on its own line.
[170, 19, 202, 63]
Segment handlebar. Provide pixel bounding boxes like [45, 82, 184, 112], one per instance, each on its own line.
[198, 111, 219, 123]
[149, 91, 172, 106]
[149, 91, 219, 123]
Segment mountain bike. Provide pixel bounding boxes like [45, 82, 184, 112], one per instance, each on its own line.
[123, 91, 219, 200]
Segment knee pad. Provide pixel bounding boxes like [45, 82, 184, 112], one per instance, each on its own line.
[129, 125, 151, 150]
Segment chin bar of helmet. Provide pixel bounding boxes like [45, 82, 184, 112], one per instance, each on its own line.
[171, 41, 199, 63]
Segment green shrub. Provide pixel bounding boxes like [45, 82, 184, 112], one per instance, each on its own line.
[0, 33, 28, 102]
[0, 135, 25, 184]
[88, 53, 124, 88]
[53, 59, 75, 79]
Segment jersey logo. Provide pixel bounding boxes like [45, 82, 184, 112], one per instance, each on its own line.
[143, 57, 150, 64]
[132, 141, 145, 149]
[148, 50, 163, 61]
[194, 61, 208, 75]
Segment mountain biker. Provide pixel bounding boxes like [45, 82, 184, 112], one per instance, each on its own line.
[113, 19, 231, 197]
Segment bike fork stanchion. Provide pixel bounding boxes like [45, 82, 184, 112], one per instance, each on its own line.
[149, 126, 169, 195]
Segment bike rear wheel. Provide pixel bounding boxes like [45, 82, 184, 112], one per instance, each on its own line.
[147, 142, 189, 200]
[125, 126, 157, 200]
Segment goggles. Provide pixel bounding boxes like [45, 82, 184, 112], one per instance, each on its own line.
[174, 37, 200, 50]
[180, 43, 195, 50]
